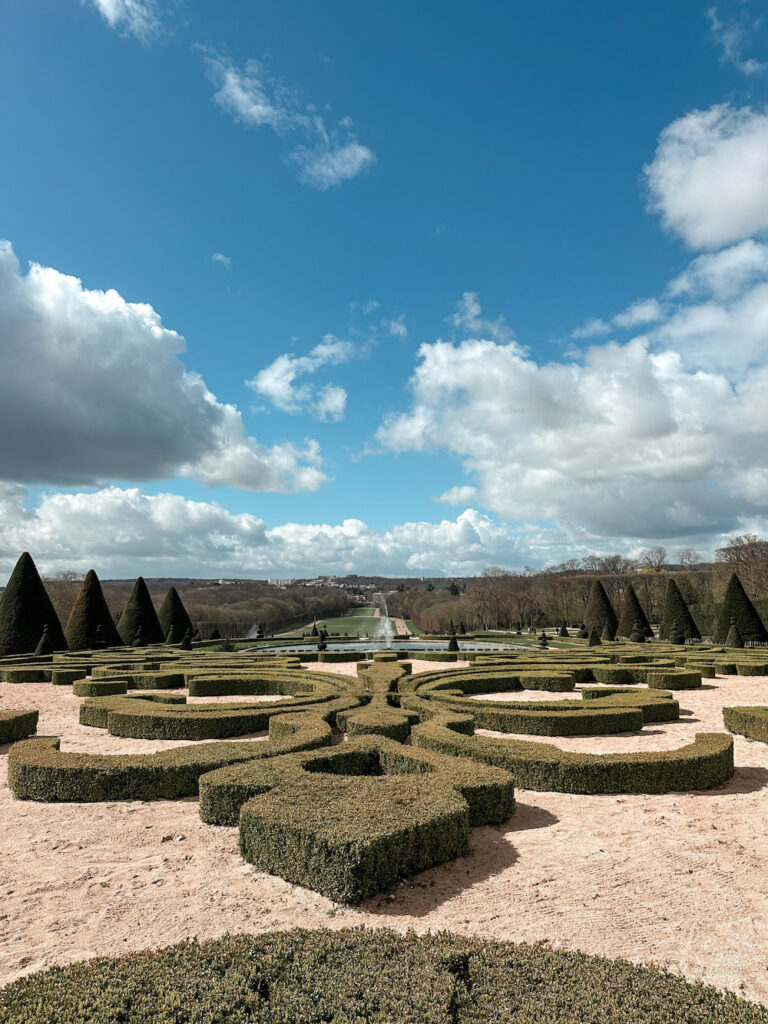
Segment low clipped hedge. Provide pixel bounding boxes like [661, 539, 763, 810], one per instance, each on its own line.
[0, 708, 38, 745]
[336, 699, 420, 742]
[5, 928, 767, 1024]
[8, 713, 332, 802]
[199, 736, 515, 902]
[735, 661, 768, 676]
[0, 666, 51, 683]
[317, 650, 364, 662]
[73, 679, 128, 697]
[646, 669, 702, 690]
[723, 706, 768, 744]
[50, 667, 89, 686]
[411, 717, 734, 794]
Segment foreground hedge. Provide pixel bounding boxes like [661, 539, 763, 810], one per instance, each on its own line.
[2, 928, 766, 1024]
[411, 717, 734, 794]
[7, 714, 333, 802]
[723, 706, 768, 744]
[0, 708, 38, 745]
[200, 736, 514, 902]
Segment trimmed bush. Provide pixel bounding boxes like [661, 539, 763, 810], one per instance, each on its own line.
[659, 579, 701, 641]
[0, 552, 67, 655]
[411, 717, 734, 794]
[64, 569, 122, 650]
[2, 928, 767, 1024]
[8, 713, 333, 802]
[200, 736, 515, 902]
[73, 679, 128, 697]
[616, 583, 653, 638]
[337, 699, 420, 742]
[724, 706, 768, 744]
[646, 669, 702, 690]
[117, 576, 164, 646]
[583, 579, 619, 638]
[714, 573, 768, 645]
[157, 586, 194, 644]
[0, 708, 38, 745]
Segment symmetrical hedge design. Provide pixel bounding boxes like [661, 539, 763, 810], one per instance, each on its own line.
[4, 928, 767, 1024]
[200, 736, 515, 902]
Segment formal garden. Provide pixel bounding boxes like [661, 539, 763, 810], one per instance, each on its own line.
[2, 552, 768, 1020]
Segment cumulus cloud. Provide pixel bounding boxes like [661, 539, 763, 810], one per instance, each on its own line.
[572, 299, 663, 339]
[85, 0, 161, 42]
[0, 485, 530, 578]
[707, 6, 767, 76]
[201, 50, 375, 189]
[377, 290, 768, 547]
[0, 240, 326, 492]
[247, 335, 354, 421]
[645, 103, 768, 249]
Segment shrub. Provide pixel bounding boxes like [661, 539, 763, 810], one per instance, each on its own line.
[584, 580, 619, 637]
[659, 579, 701, 642]
[8, 713, 333, 802]
[0, 552, 67, 655]
[117, 576, 164, 646]
[646, 669, 702, 690]
[714, 573, 768, 645]
[411, 717, 734, 794]
[617, 583, 653, 638]
[200, 736, 515, 902]
[0, 708, 38, 745]
[73, 679, 128, 697]
[2, 928, 767, 1024]
[157, 586, 194, 643]
[64, 569, 122, 650]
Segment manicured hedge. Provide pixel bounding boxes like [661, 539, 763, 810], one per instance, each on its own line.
[73, 678, 128, 697]
[411, 717, 734, 794]
[8, 713, 333, 802]
[5, 927, 766, 1024]
[723, 706, 768, 744]
[200, 736, 515, 902]
[0, 665, 51, 683]
[336, 699, 420, 742]
[50, 667, 89, 686]
[646, 669, 702, 690]
[0, 708, 38, 745]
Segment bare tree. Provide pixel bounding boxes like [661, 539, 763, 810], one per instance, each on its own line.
[677, 548, 701, 569]
[638, 547, 667, 572]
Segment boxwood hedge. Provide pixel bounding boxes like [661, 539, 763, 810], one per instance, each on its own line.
[723, 706, 768, 744]
[0, 708, 38, 745]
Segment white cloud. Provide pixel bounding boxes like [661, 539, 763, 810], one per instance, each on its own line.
[645, 103, 768, 248]
[436, 485, 479, 505]
[201, 50, 375, 189]
[389, 316, 408, 339]
[612, 298, 663, 329]
[212, 252, 232, 269]
[376, 291, 768, 547]
[0, 486, 531, 578]
[0, 240, 326, 493]
[668, 239, 768, 300]
[707, 6, 767, 76]
[571, 317, 610, 339]
[85, 0, 161, 42]
[247, 335, 354, 421]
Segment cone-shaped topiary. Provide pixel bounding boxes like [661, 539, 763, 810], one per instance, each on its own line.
[577, 623, 588, 639]
[34, 624, 54, 656]
[659, 579, 700, 641]
[0, 552, 67, 655]
[210, 628, 221, 641]
[180, 629, 193, 651]
[157, 587, 194, 642]
[600, 622, 615, 642]
[583, 581, 618, 638]
[725, 616, 744, 648]
[587, 628, 601, 647]
[117, 577, 164, 646]
[669, 619, 685, 645]
[617, 583, 652, 638]
[629, 620, 646, 644]
[447, 633, 460, 652]
[714, 573, 768, 645]
[558, 622, 569, 638]
[65, 570, 122, 650]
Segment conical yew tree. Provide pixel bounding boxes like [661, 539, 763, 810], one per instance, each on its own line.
[65, 570, 122, 650]
[157, 586, 194, 643]
[0, 552, 67, 655]
[617, 583, 652, 638]
[659, 579, 700, 641]
[117, 577, 164, 645]
[583, 580, 618, 638]
[725, 617, 744, 649]
[713, 573, 768, 645]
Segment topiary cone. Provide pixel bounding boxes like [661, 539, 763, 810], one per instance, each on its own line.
[617, 583, 652, 639]
[584, 580, 618, 637]
[587, 627, 601, 647]
[157, 587, 194, 644]
[725, 616, 744, 649]
[659, 579, 700, 642]
[0, 552, 67, 655]
[65, 569, 122, 650]
[714, 573, 768, 645]
[117, 577, 164, 646]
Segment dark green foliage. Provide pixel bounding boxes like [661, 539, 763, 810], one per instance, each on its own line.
[64, 570, 122, 650]
[669, 620, 685, 645]
[600, 622, 614, 641]
[617, 583, 652, 638]
[583, 580, 619, 637]
[646, 669, 702, 690]
[200, 737, 514, 902]
[724, 706, 768, 744]
[558, 622, 569, 637]
[588, 628, 601, 647]
[8, 714, 333, 802]
[73, 679, 128, 697]
[34, 624, 54, 656]
[2, 928, 767, 1024]
[629, 620, 647, 643]
[117, 577, 164, 646]
[157, 586, 194, 643]
[725, 618, 744, 648]
[714, 574, 768, 645]
[0, 552, 67, 655]
[659, 580, 701, 641]
[0, 709, 38, 745]
[447, 633, 460, 651]
[412, 719, 734, 794]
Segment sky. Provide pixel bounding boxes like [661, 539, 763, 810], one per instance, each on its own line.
[2, 0, 768, 579]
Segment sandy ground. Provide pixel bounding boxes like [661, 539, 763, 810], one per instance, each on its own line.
[2, 667, 768, 1005]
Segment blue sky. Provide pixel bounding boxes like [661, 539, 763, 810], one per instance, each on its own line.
[2, 0, 768, 578]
